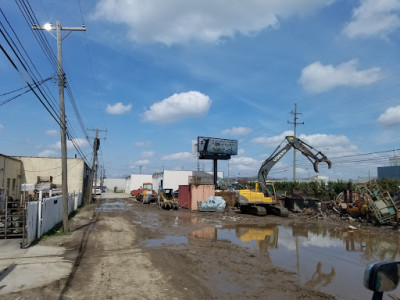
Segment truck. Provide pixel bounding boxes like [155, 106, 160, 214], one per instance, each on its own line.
[239, 136, 332, 216]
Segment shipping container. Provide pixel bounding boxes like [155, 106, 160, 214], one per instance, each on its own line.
[178, 185, 191, 209]
[190, 185, 215, 211]
[178, 184, 215, 211]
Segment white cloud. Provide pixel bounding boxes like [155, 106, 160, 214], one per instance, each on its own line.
[92, 0, 333, 45]
[222, 127, 252, 136]
[45, 129, 58, 136]
[343, 0, 400, 39]
[133, 159, 150, 166]
[106, 102, 132, 115]
[0, 124, 3, 130]
[297, 133, 359, 157]
[299, 60, 384, 94]
[238, 148, 245, 155]
[37, 149, 58, 157]
[252, 132, 359, 158]
[51, 138, 90, 150]
[230, 156, 260, 172]
[378, 104, 400, 126]
[141, 151, 155, 158]
[251, 130, 293, 147]
[135, 141, 152, 147]
[162, 152, 194, 160]
[143, 91, 211, 123]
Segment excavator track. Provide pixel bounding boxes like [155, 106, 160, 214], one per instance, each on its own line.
[269, 205, 289, 217]
[240, 205, 267, 216]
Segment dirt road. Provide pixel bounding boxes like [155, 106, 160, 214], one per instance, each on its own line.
[4, 195, 390, 299]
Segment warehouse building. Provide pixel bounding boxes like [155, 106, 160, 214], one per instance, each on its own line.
[12, 156, 90, 193]
[377, 155, 400, 179]
[0, 154, 22, 201]
[152, 170, 223, 191]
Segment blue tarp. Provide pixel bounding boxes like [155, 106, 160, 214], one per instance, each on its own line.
[198, 196, 226, 212]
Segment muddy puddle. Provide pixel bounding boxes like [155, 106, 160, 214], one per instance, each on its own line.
[145, 235, 188, 247]
[190, 223, 400, 300]
[95, 202, 126, 212]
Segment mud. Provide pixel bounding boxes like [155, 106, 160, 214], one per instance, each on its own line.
[2, 196, 400, 299]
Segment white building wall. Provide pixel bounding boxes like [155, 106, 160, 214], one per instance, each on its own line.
[126, 174, 153, 193]
[163, 170, 192, 191]
[152, 170, 224, 191]
[103, 178, 125, 192]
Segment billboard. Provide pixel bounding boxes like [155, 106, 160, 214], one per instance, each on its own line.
[197, 137, 238, 156]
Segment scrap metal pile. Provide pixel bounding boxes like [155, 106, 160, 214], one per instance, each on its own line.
[331, 180, 399, 225]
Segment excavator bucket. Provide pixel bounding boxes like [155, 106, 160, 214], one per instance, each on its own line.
[313, 155, 332, 173]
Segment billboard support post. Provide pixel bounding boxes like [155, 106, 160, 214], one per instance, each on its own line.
[213, 159, 218, 189]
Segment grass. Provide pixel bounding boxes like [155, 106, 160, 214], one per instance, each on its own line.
[40, 207, 81, 240]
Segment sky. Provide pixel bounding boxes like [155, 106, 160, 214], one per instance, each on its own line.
[1, 0, 400, 181]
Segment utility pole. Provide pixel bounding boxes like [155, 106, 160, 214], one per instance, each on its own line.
[288, 103, 304, 181]
[33, 21, 85, 233]
[86, 129, 107, 204]
[100, 164, 105, 192]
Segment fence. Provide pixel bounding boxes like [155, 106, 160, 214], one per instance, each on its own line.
[23, 192, 82, 247]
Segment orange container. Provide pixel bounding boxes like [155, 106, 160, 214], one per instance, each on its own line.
[190, 185, 215, 211]
[178, 184, 215, 211]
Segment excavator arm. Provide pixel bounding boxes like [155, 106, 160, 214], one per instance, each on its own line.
[258, 136, 332, 195]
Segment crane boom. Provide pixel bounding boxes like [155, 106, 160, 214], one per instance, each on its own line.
[257, 136, 332, 195]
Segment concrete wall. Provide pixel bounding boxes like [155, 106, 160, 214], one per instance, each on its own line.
[125, 174, 153, 193]
[0, 154, 22, 200]
[103, 178, 125, 192]
[13, 156, 88, 193]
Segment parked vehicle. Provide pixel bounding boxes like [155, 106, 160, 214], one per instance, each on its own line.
[92, 187, 101, 195]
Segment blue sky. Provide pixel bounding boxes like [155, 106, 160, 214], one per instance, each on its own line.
[1, 0, 400, 180]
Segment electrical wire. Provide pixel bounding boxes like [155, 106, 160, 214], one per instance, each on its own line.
[3, 1, 92, 165]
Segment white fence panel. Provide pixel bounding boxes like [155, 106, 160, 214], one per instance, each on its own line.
[24, 192, 83, 246]
[25, 201, 38, 245]
[41, 196, 63, 235]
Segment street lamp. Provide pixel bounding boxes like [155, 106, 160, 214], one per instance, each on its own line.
[33, 21, 85, 233]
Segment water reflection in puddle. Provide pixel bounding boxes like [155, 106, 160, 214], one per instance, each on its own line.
[190, 224, 400, 300]
[95, 202, 126, 212]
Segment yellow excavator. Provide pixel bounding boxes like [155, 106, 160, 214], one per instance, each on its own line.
[239, 136, 332, 216]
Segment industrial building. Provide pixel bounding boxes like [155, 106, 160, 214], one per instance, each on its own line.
[103, 178, 125, 193]
[0, 154, 22, 201]
[125, 170, 224, 193]
[152, 170, 223, 191]
[12, 156, 90, 193]
[125, 174, 153, 193]
[377, 155, 400, 179]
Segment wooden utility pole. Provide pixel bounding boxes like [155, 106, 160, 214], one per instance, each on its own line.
[86, 129, 107, 204]
[33, 21, 86, 233]
[288, 103, 304, 181]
